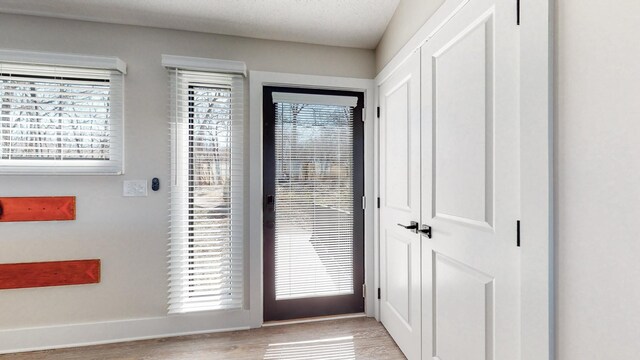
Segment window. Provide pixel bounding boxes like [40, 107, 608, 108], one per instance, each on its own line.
[167, 66, 244, 314]
[0, 61, 124, 174]
[272, 95, 358, 300]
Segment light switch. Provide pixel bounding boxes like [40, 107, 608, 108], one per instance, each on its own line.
[123, 180, 148, 197]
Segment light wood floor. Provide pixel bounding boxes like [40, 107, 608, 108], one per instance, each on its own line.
[1, 317, 406, 360]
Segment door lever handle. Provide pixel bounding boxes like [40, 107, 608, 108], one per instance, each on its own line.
[418, 224, 432, 238]
[398, 221, 419, 233]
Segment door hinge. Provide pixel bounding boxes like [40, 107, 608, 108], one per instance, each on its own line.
[516, 0, 520, 25]
[362, 284, 366, 298]
[377, 197, 380, 209]
[377, 288, 381, 299]
[516, 220, 521, 247]
[376, 106, 380, 118]
[362, 196, 366, 210]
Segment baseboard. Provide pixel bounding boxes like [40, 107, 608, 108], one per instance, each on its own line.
[0, 309, 252, 355]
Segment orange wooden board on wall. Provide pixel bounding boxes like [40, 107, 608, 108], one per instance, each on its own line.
[0, 196, 75, 222]
[0, 260, 100, 290]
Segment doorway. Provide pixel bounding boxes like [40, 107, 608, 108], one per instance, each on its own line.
[263, 86, 365, 321]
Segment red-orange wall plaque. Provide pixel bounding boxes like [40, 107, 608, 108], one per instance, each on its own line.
[0, 196, 76, 222]
[0, 259, 100, 290]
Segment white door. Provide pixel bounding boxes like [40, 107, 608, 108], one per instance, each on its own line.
[379, 51, 422, 360]
[420, 0, 520, 358]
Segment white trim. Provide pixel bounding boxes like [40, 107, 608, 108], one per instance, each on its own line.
[373, 0, 554, 357]
[0, 310, 251, 354]
[373, 86, 381, 322]
[271, 92, 358, 107]
[520, 0, 554, 358]
[249, 71, 376, 327]
[161, 55, 246, 76]
[0, 163, 124, 176]
[0, 48, 126, 74]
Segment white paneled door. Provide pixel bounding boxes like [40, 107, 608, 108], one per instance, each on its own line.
[379, 51, 422, 360]
[378, 0, 521, 358]
[420, 0, 520, 358]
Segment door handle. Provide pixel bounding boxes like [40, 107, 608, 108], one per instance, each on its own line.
[418, 224, 432, 238]
[397, 221, 419, 233]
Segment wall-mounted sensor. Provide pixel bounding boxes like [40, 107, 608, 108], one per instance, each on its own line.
[152, 178, 160, 191]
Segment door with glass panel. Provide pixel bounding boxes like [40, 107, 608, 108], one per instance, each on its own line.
[263, 87, 365, 321]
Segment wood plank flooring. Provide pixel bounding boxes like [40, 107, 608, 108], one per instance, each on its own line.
[1, 317, 406, 360]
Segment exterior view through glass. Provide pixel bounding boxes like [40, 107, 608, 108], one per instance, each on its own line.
[274, 101, 355, 300]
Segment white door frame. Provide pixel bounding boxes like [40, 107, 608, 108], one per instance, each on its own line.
[248, 71, 376, 327]
[373, 0, 554, 359]
[519, 0, 554, 359]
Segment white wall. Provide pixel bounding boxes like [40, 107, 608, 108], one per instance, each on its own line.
[375, 0, 445, 72]
[0, 12, 374, 350]
[556, 0, 640, 358]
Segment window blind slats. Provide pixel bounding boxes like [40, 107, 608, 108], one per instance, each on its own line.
[168, 68, 244, 314]
[274, 101, 355, 301]
[0, 62, 124, 174]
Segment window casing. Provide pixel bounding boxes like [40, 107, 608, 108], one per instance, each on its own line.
[168, 69, 244, 313]
[0, 62, 124, 174]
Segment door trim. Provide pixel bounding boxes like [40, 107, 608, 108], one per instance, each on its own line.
[249, 71, 376, 328]
[374, 0, 554, 359]
[519, 0, 554, 359]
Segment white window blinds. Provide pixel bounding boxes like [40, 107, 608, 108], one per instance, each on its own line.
[0, 62, 124, 174]
[168, 69, 244, 313]
[273, 97, 356, 300]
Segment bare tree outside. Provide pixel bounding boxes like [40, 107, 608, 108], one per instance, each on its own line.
[274, 102, 355, 299]
[0, 74, 111, 161]
[185, 85, 237, 306]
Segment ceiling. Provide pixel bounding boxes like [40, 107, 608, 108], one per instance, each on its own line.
[0, 0, 401, 49]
